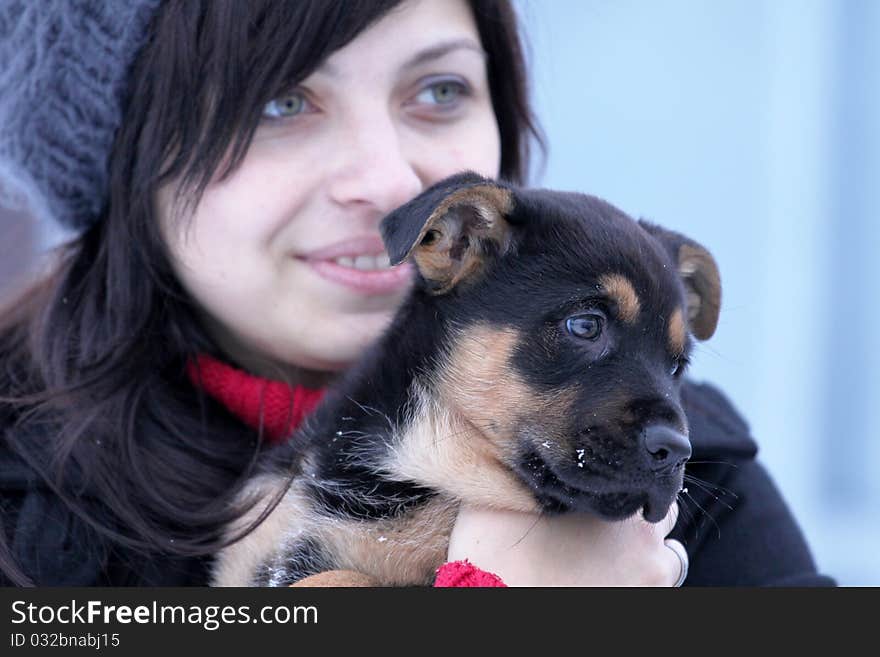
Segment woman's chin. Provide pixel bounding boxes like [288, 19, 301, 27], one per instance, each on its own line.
[271, 338, 376, 377]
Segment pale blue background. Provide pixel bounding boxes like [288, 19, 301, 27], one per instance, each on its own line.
[516, 0, 879, 585]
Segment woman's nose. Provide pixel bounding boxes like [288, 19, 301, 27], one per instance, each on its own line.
[325, 115, 424, 217]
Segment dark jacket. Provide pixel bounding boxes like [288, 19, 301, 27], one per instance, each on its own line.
[0, 380, 835, 586]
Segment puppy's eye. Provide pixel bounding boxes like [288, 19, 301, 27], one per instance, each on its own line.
[671, 356, 690, 378]
[566, 313, 604, 340]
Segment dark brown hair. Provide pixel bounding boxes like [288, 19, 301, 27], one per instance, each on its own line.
[0, 0, 544, 585]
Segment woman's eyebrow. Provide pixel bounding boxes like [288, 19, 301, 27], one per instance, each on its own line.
[397, 38, 488, 72]
[317, 38, 487, 78]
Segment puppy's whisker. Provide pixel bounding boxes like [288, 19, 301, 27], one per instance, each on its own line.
[676, 493, 706, 542]
[682, 490, 721, 540]
[686, 460, 738, 468]
[675, 494, 698, 535]
[682, 477, 735, 511]
[683, 473, 738, 499]
[677, 496, 695, 521]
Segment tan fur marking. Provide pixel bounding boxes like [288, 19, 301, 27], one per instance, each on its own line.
[599, 273, 641, 323]
[429, 185, 515, 231]
[290, 570, 378, 587]
[316, 496, 459, 586]
[380, 324, 586, 513]
[407, 185, 515, 294]
[439, 325, 534, 439]
[677, 244, 721, 340]
[412, 218, 485, 293]
[212, 476, 314, 586]
[381, 326, 538, 511]
[382, 385, 538, 512]
[668, 308, 686, 356]
[413, 185, 514, 258]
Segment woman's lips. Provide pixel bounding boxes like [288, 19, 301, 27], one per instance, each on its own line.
[299, 236, 414, 295]
[306, 259, 414, 295]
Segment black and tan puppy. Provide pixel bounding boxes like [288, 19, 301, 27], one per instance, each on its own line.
[212, 172, 721, 587]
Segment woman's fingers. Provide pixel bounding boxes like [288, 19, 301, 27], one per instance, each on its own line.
[448, 502, 690, 586]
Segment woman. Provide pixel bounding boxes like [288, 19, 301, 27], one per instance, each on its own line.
[0, 0, 832, 586]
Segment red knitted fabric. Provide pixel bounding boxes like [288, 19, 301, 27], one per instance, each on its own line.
[434, 560, 507, 587]
[186, 354, 325, 444]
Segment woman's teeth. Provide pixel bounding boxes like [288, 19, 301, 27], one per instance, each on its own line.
[333, 253, 392, 271]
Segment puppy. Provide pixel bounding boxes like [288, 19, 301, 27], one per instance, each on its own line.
[212, 172, 721, 587]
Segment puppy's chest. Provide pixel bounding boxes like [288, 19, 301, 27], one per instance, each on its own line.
[272, 415, 454, 585]
[303, 484, 459, 586]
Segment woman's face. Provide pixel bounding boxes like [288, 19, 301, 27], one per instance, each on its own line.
[158, 0, 500, 378]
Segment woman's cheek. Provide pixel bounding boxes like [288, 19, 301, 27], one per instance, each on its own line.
[421, 140, 500, 185]
[450, 119, 502, 178]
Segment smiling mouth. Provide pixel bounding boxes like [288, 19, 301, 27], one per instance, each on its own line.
[515, 449, 677, 522]
[299, 251, 414, 295]
[327, 252, 393, 271]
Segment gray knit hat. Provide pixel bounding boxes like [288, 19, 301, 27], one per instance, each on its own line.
[0, 0, 162, 233]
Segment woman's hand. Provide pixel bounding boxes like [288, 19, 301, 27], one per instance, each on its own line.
[446, 503, 686, 587]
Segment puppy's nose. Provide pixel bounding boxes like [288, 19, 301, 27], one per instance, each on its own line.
[642, 425, 691, 471]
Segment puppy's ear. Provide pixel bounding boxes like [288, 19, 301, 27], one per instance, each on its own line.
[380, 171, 516, 295]
[639, 220, 721, 340]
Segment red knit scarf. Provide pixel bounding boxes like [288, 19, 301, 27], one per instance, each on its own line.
[187, 354, 326, 444]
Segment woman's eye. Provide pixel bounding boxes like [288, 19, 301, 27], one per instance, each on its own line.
[565, 314, 604, 340]
[263, 92, 310, 119]
[413, 79, 468, 107]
